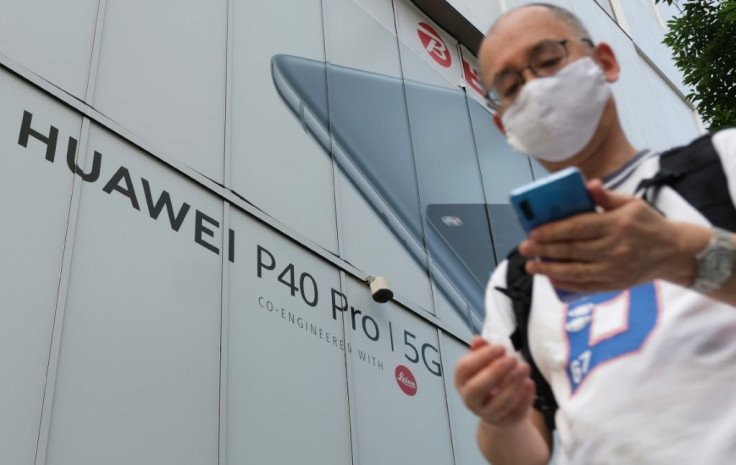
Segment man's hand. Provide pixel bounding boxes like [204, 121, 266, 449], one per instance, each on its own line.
[454, 336, 535, 428]
[518, 179, 710, 292]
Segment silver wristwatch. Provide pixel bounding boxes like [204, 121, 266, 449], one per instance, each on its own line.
[691, 227, 736, 294]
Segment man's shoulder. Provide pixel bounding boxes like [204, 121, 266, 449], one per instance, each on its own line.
[483, 259, 517, 338]
[486, 259, 509, 299]
[658, 129, 736, 158]
[713, 128, 736, 159]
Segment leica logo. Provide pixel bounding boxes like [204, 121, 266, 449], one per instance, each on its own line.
[395, 365, 418, 396]
[398, 372, 415, 388]
[417, 22, 451, 68]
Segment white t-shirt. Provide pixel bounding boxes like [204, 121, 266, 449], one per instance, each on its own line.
[483, 129, 736, 465]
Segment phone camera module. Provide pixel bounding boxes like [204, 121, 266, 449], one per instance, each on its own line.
[441, 216, 463, 227]
[519, 200, 535, 221]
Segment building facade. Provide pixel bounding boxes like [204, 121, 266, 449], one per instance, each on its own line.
[0, 0, 699, 464]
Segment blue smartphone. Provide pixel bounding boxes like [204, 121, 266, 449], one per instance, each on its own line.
[510, 167, 595, 233]
[510, 167, 595, 302]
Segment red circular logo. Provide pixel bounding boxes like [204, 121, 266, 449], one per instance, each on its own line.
[417, 22, 452, 68]
[395, 365, 418, 396]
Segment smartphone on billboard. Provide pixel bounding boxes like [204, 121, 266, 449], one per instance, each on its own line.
[510, 167, 596, 302]
[271, 54, 510, 333]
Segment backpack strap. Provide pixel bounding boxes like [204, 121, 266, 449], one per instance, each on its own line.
[636, 134, 736, 231]
[495, 247, 558, 431]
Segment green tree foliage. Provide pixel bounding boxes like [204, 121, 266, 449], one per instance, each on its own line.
[655, 0, 736, 131]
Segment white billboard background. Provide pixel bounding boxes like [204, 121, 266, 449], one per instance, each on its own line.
[0, 69, 79, 465]
[226, 210, 352, 464]
[352, 0, 397, 33]
[341, 275, 455, 465]
[397, 26, 495, 337]
[230, 0, 340, 254]
[460, 45, 488, 107]
[44, 123, 223, 465]
[92, 0, 228, 182]
[395, 0, 464, 88]
[323, 0, 436, 313]
[0, 0, 98, 100]
[441, 333, 490, 465]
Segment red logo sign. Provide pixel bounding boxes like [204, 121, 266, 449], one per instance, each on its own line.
[395, 365, 418, 396]
[463, 59, 484, 96]
[417, 22, 451, 68]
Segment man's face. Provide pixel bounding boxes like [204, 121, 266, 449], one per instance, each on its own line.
[479, 7, 591, 115]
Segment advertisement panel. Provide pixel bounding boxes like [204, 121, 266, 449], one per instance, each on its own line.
[0, 1, 710, 464]
[0, 69, 79, 465]
[441, 333, 489, 465]
[0, 0, 98, 99]
[399, 41, 494, 336]
[43, 124, 223, 465]
[323, 0, 435, 312]
[395, 0, 464, 87]
[269, 0, 531, 338]
[460, 45, 487, 106]
[92, 0, 228, 181]
[341, 276, 455, 465]
[226, 210, 352, 464]
[351, 0, 396, 32]
[230, 0, 339, 253]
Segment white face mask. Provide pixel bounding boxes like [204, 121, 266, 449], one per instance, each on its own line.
[500, 57, 611, 162]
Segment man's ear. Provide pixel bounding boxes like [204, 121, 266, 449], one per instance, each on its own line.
[593, 42, 620, 83]
[493, 112, 506, 134]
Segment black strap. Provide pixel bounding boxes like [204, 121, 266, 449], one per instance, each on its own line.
[496, 247, 557, 431]
[636, 134, 736, 231]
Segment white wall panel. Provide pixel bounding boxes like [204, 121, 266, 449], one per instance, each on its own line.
[343, 277, 454, 465]
[571, 1, 698, 152]
[324, 0, 401, 76]
[615, 0, 687, 94]
[0, 0, 98, 99]
[45, 125, 221, 465]
[441, 334, 488, 465]
[395, 0, 464, 88]
[324, 0, 435, 313]
[401, 51, 493, 333]
[92, 0, 227, 181]
[625, 51, 699, 150]
[230, 0, 339, 253]
[226, 212, 351, 464]
[460, 46, 488, 106]
[0, 70, 79, 465]
[352, 0, 396, 32]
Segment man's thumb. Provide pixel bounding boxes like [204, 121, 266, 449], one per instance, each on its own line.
[587, 179, 631, 210]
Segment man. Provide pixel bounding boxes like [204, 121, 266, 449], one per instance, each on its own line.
[454, 3, 736, 465]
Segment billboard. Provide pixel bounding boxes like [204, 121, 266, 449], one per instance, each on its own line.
[0, 0, 702, 464]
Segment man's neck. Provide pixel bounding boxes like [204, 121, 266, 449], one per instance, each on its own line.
[539, 102, 639, 180]
[574, 125, 638, 180]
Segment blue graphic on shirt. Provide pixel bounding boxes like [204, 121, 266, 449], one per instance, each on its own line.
[565, 283, 658, 393]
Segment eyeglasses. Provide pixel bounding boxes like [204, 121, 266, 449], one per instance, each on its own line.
[484, 38, 594, 111]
